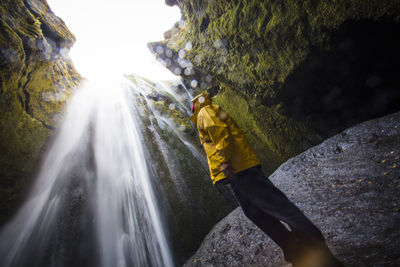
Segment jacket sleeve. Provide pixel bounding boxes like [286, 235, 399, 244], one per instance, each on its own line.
[208, 123, 232, 165]
[198, 108, 233, 169]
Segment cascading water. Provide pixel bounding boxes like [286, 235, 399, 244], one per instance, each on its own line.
[0, 77, 179, 267]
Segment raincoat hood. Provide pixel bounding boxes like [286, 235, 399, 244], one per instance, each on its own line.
[190, 92, 212, 124]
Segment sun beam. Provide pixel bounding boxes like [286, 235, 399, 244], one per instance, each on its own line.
[47, 0, 181, 80]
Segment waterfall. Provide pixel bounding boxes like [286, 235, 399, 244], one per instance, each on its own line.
[0, 77, 179, 267]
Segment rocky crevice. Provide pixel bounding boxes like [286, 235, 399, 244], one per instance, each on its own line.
[19, 70, 56, 130]
[20, 68, 33, 115]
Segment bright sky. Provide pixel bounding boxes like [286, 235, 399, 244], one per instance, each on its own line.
[47, 0, 181, 80]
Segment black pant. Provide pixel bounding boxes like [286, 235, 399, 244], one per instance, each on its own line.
[229, 165, 328, 263]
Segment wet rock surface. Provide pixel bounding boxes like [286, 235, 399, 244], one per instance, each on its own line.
[184, 112, 400, 267]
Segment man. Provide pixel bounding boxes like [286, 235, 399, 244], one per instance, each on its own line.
[190, 91, 343, 267]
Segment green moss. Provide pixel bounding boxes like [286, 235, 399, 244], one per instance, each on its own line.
[169, 0, 399, 100]
[0, 95, 50, 224]
[213, 86, 321, 175]
[160, 0, 400, 163]
[151, 98, 192, 133]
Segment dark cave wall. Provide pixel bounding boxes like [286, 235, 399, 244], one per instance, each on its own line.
[277, 19, 400, 137]
[154, 0, 400, 173]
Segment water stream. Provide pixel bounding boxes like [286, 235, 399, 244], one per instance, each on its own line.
[0, 77, 199, 267]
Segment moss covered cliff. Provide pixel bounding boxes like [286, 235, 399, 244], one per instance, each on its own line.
[152, 0, 400, 173]
[0, 0, 81, 224]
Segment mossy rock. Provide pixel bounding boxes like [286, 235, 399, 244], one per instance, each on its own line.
[0, 0, 81, 225]
[156, 0, 400, 166]
[213, 86, 320, 175]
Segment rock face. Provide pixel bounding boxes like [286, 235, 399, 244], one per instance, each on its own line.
[0, 0, 81, 224]
[154, 0, 400, 174]
[184, 112, 400, 266]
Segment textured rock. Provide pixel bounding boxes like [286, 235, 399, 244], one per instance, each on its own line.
[184, 112, 400, 266]
[154, 0, 400, 172]
[0, 0, 81, 224]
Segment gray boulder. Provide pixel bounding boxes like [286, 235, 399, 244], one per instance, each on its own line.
[184, 112, 400, 267]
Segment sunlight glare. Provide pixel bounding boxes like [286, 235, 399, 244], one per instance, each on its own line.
[47, 0, 181, 80]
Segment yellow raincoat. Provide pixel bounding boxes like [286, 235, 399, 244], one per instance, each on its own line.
[190, 92, 260, 184]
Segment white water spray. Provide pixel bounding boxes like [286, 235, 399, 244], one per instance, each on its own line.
[0, 78, 174, 267]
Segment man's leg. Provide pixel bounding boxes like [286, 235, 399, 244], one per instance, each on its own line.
[231, 188, 308, 263]
[231, 166, 325, 244]
[230, 166, 344, 267]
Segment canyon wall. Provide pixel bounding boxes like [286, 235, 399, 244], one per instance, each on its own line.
[0, 0, 81, 224]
